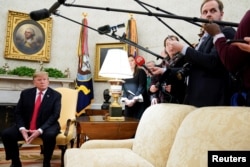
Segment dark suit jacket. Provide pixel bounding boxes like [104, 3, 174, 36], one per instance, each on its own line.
[15, 87, 61, 132]
[215, 10, 250, 90]
[183, 26, 236, 107]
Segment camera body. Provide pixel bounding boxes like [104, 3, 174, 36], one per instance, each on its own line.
[155, 81, 168, 94]
[176, 63, 191, 80]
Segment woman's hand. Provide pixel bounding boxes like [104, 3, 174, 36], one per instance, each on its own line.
[165, 84, 171, 92]
[125, 99, 136, 107]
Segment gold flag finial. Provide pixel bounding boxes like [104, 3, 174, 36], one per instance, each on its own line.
[129, 13, 133, 19]
[83, 12, 88, 18]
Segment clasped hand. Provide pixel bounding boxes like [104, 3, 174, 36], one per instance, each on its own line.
[20, 129, 41, 144]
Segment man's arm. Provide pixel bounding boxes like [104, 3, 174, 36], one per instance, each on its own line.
[204, 23, 248, 72]
[204, 10, 250, 72]
[232, 37, 250, 52]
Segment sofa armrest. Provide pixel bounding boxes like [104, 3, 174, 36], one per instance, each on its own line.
[80, 138, 134, 149]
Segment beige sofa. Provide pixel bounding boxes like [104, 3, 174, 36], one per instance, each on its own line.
[64, 103, 250, 167]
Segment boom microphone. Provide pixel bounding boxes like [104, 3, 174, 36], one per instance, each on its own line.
[30, 9, 50, 21]
[135, 55, 153, 75]
[98, 23, 125, 34]
[30, 0, 66, 21]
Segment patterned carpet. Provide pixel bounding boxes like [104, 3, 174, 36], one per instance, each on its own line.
[0, 144, 61, 167]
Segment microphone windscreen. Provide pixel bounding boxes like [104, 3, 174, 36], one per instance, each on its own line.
[135, 56, 145, 66]
[97, 25, 111, 34]
[58, 0, 66, 4]
[30, 9, 50, 21]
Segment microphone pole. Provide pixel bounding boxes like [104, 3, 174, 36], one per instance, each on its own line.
[52, 12, 163, 60]
[114, 33, 163, 60]
[63, 3, 239, 27]
[135, 0, 194, 48]
[135, 0, 202, 27]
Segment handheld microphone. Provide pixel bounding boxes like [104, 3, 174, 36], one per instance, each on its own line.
[98, 23, 125, 34]
[134, 55, 153, 75]
[29, 0, 66, 21]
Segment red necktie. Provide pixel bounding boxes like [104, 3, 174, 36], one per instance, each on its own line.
[30, 91, 43, 130]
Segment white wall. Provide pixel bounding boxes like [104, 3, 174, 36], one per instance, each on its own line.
[0, 0, 249, 107]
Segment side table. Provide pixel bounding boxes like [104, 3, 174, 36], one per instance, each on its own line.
[85, 109, 109, 116]
[76, 115, 139, 147]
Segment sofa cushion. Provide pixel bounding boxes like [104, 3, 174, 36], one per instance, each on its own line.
[132, 103, 196, 167]
[166, 106, 250, 167]
[64, 148, 154, 167]
[81, 139, 134, 149]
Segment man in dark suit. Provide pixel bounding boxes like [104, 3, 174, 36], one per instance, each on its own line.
[204, 10, 250, 106]
[151, 0, 235, 107]
[1, 71, 61, 167]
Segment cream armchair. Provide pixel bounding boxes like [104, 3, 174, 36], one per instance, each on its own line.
[64, 103, 196, 167]
[166, 106, 250, 167]
[20, 87, 78, 166]
[64, 104, 250, 167]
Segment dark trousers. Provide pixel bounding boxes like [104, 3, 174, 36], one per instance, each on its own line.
[124, 102, 146, 120]
[1, 125, 58, 163]
[246, 90, 250, 106]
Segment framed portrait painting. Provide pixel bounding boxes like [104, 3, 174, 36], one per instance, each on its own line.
[94, 42, 127, 82]
[4, 10, 52, 62]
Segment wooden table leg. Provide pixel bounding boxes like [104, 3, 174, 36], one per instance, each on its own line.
[76, 122, 81, 148]
[76, 133, 80, 148]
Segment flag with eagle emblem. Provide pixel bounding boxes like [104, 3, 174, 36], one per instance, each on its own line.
[76, 15, 94, 116]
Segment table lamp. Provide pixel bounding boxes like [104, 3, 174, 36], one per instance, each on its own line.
[99, 49, 133, 118]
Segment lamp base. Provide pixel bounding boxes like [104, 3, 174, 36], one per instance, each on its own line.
[109, 106, 123, 117]
[107, 116, 125, 121]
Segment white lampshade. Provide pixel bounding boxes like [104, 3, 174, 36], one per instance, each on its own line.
[99, 49, 133, 79]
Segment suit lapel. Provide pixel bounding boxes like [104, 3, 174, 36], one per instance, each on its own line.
[31, 88, 37, 110]
[198, 34, 211, 51]
[41, 89, 51, 105]
[38, 88, 52, 116]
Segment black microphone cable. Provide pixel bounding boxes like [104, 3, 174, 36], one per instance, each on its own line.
[135, 0, 194, 48]
[52, 11, 163, 60]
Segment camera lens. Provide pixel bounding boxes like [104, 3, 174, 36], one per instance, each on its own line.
[155, 82, 160, 88]
[176, 63, 191, 80]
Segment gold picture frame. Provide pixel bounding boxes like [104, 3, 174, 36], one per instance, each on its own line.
[94, 42, 127, 82]
[4, 10, 52, 62]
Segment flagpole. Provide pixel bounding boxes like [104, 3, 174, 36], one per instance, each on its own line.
[53, 12, 163, 60]
[63, 3, 239, 27]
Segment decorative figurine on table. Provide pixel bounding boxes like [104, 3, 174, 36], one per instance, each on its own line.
[3, 63, 10, 74]
[39, 61, 44, 71]
[64, 68, 70, 78]
[101, 89, 111, 110]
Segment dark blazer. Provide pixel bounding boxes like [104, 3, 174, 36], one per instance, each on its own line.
[122, 68, 147, 119]
[183, 27, 236, 107]
[150, 54, 187, 104]
[15, 87, 61, 132]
